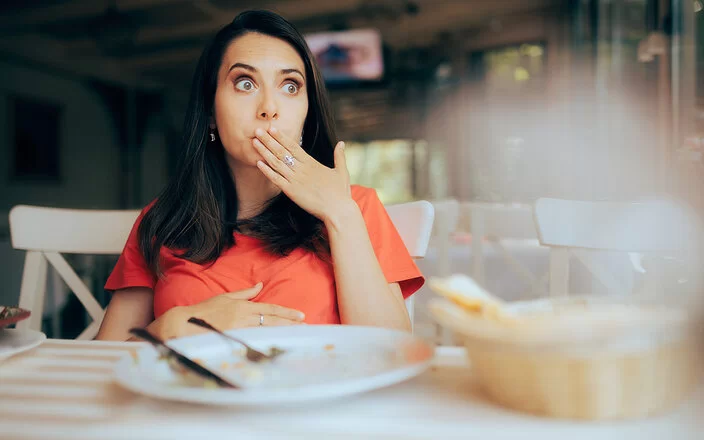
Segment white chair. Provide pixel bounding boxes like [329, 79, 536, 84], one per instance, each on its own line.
[466, 202, 548, 299]
[534, 197, 702, 298]
[10, 201, 434, 339]
[9, 206, 140, 340]
[385, 201, 435, 326]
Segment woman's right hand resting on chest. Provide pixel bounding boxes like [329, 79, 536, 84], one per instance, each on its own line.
[95, 283, 306, 341]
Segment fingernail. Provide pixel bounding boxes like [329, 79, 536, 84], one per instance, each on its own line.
[269, 126, 278, 134]
[255, 282, 263, 289]
[255, 128, 264, 136]
[340, 142, 345, 150]
[297, 312, 305, 320]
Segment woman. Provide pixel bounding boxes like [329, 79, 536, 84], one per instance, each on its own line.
[96, 10, 423, 341]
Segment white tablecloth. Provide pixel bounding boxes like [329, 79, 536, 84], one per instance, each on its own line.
[0, 339, 701, 439]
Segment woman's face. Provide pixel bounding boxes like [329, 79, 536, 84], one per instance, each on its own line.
[213, 32, 309, 168]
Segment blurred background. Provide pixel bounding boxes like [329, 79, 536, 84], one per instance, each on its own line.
[0, 0, 701, 339]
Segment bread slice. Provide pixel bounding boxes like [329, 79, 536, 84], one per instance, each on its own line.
[428, 275, 511, 321]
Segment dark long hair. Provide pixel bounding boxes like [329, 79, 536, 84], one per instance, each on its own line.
[138, 10, 337, 275]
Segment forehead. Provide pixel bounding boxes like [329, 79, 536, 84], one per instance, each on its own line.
[220, 32, 306, 75]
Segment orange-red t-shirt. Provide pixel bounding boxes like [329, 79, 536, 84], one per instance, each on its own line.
[104, 185, 424, 324]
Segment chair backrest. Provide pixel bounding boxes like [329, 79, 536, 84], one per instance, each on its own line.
[533, 197, 701, 297]
[534, 198, 696, 252]
[9, 205, 140, 339]
[10, 206, 140, 254]
[385, 201, 435, 259]
[385, 200, 435, 327]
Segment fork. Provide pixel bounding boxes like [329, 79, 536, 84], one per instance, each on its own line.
[187, 317, 285, 363]
[129, 328, 240, 389]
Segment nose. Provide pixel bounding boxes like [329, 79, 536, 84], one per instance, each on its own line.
[256, 89, 279, 121]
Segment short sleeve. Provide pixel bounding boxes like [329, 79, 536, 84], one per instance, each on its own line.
[352, 186, 425, 299]
[104, 204, 157, 292]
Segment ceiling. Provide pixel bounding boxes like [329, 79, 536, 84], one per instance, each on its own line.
[0, 0, 557, 91]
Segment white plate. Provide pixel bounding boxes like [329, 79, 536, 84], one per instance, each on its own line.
[0, 328, 46, 362]
[114, 325, 434, 406]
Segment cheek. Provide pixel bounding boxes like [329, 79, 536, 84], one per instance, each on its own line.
[298, 98, 309, 124]
[214, 91, 252, 137]
[214, 95, 260, 162]
[278, 98, 308, 134]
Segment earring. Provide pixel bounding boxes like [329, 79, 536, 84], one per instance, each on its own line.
[299, 135, 303, 146]
[210, 131, 216, 142]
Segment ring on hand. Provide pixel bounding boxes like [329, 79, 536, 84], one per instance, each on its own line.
[259, 313, 264, 326]
[283, 154, 295, 168]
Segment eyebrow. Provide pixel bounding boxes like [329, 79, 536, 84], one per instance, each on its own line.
[228, 63, 305, 79]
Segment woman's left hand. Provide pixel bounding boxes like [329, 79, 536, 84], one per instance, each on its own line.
[253, 127, 352, 221]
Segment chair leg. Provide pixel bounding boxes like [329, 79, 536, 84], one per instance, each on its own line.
[572, 249, 628, 296]
[470, 209, 486, 287]
[549, 248, 570, 297]
[17, 251, 48, 332]
[49, 268, 64, 339]
[77, 320, 101, 341]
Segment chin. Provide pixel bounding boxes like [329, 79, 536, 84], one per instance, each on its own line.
[230, 157, 261, 169]
[240, 151, 264, 168]
[223, 144, 261, 168]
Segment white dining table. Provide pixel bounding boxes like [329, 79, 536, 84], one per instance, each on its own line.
[0, 339, 702, 440]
